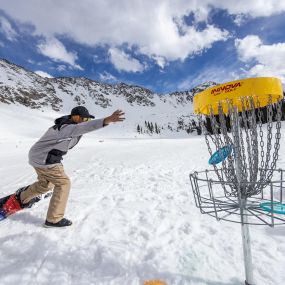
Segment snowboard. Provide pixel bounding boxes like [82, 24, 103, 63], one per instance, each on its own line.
[0, 188, 52, 221]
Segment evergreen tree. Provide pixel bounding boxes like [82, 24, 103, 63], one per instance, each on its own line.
[155, 123, 159, 134]
[147, 122, 151, 131]
[150, 122, 154, 133]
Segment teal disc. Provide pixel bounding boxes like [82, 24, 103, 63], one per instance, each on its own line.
[209, 145, 233, 165]
[260, 201, 285, 214]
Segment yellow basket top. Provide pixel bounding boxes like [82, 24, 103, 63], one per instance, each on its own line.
[193, 77, 283, 115]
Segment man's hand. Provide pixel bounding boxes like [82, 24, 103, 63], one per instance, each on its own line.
[103, 110, 125, 126]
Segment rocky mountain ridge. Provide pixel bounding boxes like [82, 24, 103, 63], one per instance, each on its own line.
[0, 59, 217, 137]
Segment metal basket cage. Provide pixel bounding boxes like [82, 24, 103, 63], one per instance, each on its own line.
[190, 168, 285, 226]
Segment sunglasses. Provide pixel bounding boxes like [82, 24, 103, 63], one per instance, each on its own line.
[82, 117, 92, 122]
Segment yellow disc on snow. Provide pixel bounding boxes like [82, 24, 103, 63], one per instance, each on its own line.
[143, 280, 168, 285]
[193, 77, 283, 115]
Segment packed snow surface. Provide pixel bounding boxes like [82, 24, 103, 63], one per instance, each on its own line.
[0, 105, 284, 285]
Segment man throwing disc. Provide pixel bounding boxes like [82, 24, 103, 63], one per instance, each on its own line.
[19, 106, 125, 228]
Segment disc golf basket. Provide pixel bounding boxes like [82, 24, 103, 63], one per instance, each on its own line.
[189, 77, 285, 285]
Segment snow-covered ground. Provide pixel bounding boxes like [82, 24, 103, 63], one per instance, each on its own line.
[0, 105, 285, 285]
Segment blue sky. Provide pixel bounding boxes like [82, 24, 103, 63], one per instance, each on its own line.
[0, 0, 284, 94]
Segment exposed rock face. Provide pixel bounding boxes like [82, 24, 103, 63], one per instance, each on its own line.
[0, 59, 62, 110]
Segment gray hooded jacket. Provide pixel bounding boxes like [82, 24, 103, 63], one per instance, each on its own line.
[29, 116, 104, 168]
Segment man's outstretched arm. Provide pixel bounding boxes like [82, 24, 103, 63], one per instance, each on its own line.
[69, 109, 125, 137]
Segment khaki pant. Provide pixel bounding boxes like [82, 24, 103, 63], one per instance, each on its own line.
[21, 165, 71, 223]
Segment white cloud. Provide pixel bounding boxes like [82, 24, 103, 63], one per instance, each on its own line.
[1, 0, 284, 68]
[233, 14, 247, 26]
[93, 55, 104, 64]
[56, 64, 67, 72]
[235, 35, 285, 82]
[109, 48, 144, 73]
[37, 37, 83, 70]
[0, 1, 229, 68]
[152, 55, 167, 69]
[27, 59, 35, 64]
[217, 0, 285, 18]
[99, 71, 117, 82]
[0, 16, 18, 41]
[35, 70, 53, 78]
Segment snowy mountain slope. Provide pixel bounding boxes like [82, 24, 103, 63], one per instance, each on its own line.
[0, 59, 217, 137]
[0, 110, 284, 285]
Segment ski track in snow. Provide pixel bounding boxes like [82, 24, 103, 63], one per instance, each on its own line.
[0, 137, 285, 285]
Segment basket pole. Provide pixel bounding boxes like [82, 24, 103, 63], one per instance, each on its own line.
[232, 106, 255, 285]
[240, 199, 254, 285]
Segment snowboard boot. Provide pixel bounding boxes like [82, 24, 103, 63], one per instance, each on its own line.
[15, 186, 41, 209]
[44, 218, 72, 228]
